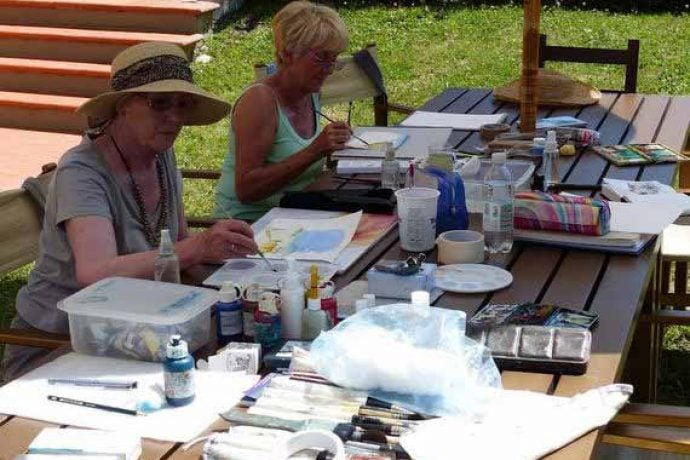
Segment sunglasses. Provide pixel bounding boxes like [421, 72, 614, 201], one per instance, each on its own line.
[144, 93, 196, 113]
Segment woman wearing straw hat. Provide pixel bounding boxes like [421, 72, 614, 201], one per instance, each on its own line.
[214, 1, 352, 221]
[1, 42, 258, 380]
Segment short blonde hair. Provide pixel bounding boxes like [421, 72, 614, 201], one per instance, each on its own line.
[272, 1, 348, 65]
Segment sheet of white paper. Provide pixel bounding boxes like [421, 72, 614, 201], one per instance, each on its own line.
[0, 353, 259, 443]
[253, 211, 362, 263]
[608, 201, 684, 235]
[400, 111, 507, 131]
[333, 127, 452, 159]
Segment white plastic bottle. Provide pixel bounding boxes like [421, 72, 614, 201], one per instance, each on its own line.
[544, 130, 560, 189]
[154, 229, 180, 283]
[483, 151, 514, 254]
[280, 258, 305, 339]
[380, 142, 399, 190]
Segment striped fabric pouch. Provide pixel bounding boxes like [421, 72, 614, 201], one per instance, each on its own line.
[514, 192, 611, 236]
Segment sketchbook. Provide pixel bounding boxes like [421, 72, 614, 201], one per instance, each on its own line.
[252, 208, 398, 274]
[333, 126, 452, 159]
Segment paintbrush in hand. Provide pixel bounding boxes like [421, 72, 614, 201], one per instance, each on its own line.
[315, 110, 370, 147]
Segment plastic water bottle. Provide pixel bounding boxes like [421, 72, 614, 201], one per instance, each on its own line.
[215, 281, 243, 346]
[380, 142, 399, 190]
[483, 151, 513, 253]
[163, 335, 195, 407]
[280, 258, 305, 339]
[154, 229, 180, 283]
[544, 130, 560, 189]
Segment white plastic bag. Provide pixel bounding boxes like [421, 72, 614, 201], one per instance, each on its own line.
[310, 303, 501, 416]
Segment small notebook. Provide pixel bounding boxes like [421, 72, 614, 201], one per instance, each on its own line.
[535, 116, 588, 129]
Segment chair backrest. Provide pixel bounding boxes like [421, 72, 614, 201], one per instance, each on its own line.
[254, 44, 384, 106]
[0, 189, 43, 274]
[538, 34, 640, 93]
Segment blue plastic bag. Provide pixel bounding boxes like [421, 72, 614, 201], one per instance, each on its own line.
[423, 166, 469, 234]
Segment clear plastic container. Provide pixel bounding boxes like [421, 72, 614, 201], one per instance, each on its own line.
[58, 277, 219, 362]
[458, 159, 534, 213]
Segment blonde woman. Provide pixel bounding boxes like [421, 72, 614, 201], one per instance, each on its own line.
[215, 1, 351, 221]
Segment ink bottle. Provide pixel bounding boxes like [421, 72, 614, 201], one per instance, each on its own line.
[163, 335, 195, 406]
[302, 265, 330, 340]
[214, 281, 243, 347]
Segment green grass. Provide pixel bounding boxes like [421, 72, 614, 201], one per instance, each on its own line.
[2, 2, 690, 395]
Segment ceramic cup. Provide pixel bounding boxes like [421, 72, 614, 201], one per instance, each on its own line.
[436, 230, 485, 265]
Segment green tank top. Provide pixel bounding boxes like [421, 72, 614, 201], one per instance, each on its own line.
[214, 85, 323, 221]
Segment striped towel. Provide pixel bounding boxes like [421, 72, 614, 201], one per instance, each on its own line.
[514, 192, 610, 236]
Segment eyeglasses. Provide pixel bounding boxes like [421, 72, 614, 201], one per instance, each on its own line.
[304, 49, 344, 72]
[145, 93, 196, 113]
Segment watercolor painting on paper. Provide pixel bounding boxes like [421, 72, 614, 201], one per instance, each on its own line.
[254, 211, 362, 263]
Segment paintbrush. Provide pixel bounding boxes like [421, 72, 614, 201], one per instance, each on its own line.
[315, 110, 370, 147]
[256, 249, 277, 272]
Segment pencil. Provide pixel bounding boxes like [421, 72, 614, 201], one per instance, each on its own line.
[315, 110, 370, 147]
[47, 395, 143, 416]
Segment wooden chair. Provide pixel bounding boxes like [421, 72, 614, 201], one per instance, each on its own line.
[538, 33, 640, 93]
[604, 403, 690, 454]
[181, 44, 414, 228]
[0, 164, 70, 350]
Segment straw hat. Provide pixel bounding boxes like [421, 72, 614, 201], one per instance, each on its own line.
[77, 42, 231, 126]
[494, 70, 601, 107]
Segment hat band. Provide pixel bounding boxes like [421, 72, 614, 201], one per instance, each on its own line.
[111, 55, 193, 92]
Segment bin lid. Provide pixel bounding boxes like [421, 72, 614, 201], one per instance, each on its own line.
[58, 277, 219, 325]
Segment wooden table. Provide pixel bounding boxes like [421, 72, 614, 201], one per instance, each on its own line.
[2, 89, 689, 459]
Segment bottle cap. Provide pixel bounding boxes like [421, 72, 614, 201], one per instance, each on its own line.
[411, 290, 430, 308]
[491, 151, 507, 164]
[362, 293, 376, 308]
[355, 299, 369, 313]
[307, 297, 322, 311]
[220, 281, 239, 303]
[159, 229, 174, 255]
[166, 334, 189, 359]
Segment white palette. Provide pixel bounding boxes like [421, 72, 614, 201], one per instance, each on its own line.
[434, 264, 513, 293]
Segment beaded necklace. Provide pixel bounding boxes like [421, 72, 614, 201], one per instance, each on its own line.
[110, 135, 168, 247]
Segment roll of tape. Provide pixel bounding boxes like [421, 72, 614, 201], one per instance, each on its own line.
[436, 230, 485, 265]
[480, 123, 511, 141]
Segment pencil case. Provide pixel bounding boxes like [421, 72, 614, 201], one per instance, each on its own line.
[513, 191, 610, 236]
[468, 325, 591, 375]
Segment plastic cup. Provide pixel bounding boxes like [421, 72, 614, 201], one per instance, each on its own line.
[395, 187, 440, 252]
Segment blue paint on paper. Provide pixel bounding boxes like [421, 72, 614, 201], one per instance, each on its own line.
[288, 229, 344, 253]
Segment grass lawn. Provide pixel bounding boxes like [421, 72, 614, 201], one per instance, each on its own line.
[2, 1, 690, 398]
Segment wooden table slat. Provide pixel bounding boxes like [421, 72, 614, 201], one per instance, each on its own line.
[539, 251, 607, 309]
[417, 88, 468, 112]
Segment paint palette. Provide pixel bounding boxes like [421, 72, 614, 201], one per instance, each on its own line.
[203, 258, 338, 289]
[433, 264, 513, 293]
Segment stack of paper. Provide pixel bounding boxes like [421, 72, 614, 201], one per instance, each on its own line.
[400, 111, 507, 131]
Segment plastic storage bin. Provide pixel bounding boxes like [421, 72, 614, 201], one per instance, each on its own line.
[459, 159, 535, 212]
[58, 277, 219, 362]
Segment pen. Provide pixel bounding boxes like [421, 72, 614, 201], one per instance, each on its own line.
[47, 395, 143, 416]
[315, 110, 370, 147]
[47, 378, 137, 390]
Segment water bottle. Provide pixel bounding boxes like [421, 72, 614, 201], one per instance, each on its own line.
[154, 229, 180, 283]
[380, 142, 399, 190]
[279, 258, 305, 339]
[483, 151, 513, 253]
[163, 335, 195, 407]
[544, 130, 560, 189]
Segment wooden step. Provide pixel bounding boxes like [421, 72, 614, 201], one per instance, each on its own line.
[0, 127, 81, 190]
[0, 91, 86, 133]
[0, 0, 217, 34]
[0, 57, 109, 97]
[0, 25, 203, 64]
